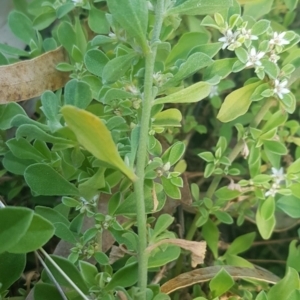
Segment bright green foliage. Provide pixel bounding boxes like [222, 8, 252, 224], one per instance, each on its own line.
[1, 0, 300, 299]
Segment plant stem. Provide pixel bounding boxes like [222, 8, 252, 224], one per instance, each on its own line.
[186, 98, 276, 241]
[35, 251, 68, 300]
[39, 248, 90, 300]
[134, 0, 164, 297]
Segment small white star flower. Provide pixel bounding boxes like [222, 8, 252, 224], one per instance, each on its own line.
[209, 85, 219, 98]
[269, 32, 289, 46]
[240, 28, 258, 41]
[273, 79, 290, 99]
[271, 167, 285, 184]
[246, 47, 265, 67]
[218, 29, 239, 50]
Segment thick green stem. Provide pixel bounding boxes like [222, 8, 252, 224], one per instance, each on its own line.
[134, 0, 164, 297]
[186, 98, 276, 241]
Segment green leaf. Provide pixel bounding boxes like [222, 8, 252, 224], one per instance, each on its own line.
[16, 124, 71, 146]
[287, 240, 300, 272]
[0, 207, 33, 254]
[0, 252, 26, 293]
[61, 106, 137, 181]
[262, 110, 288, 132]
[148, 245, 181, 268]
[214, 211, 233, 224]
[244, 0, 274, 19]
[57, 22, 77, 55]
[288, 158, 300, 174]
[2, 152, 34, 175]
[41, 91, 62, 132]
[34, 283, 65, 300]
[79, 261, 98, 287]
[43, 255, 89, 293]
[268, 268, 300, 300]
[8, 11, 37, 45]
[263, 140, 287, 155]
[6, 138, 45, 162]
[164, 52, 213, 87]
[0, 43, 29, 57]
[226, 232, 256, 255]
[0, 103, 26, 130]
[277, 195, 300, 218]
[167, 0, 233, 16]
[166, 32, 210, 65]
[102, 52, 137, 84]
[203, 58, 236, 80]
[154, 82, 211, 105]
[209, 268, 234, 297]
[33, 9, 56, 30]
[161, 177, 181, 199]
[24, 164, 80, 196]
[105, 262, 138, 290]
[251, 20, 270, 36]
[106, 0, 148, 51]
[152, 108, 182, 127]
[88, 5, 110, 34]
[202, 219, 219, 258]
[152, 214, 174, 239]
[35, 206, 69, 227]
[84, 49, 109, 77]
[225, 254, 253, 268]
[215, 187, 241, 200]
[217, 81, 261, 122]
[64, 79, 93, 109]
[256, 204, 275, 239]
[162, 141, 186, 166]
[7, 214, 55, 253]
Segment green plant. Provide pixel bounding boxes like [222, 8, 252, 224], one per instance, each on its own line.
[1, 0, 300, 299]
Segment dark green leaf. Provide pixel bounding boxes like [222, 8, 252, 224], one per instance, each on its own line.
[64, 79, 93, 109]
[0, 207, 33, 254]
[0, 252, 26, 292]
[24, 163, 80, 196]
[7, 214, 54, 253]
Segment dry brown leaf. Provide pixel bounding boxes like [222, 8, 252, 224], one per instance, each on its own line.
[161, 265, 281, 294]
[0, 47, 69, 103]
[147, 238, 206, 268]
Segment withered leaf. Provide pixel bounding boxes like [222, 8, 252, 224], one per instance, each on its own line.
[0, 47, 69, 104]
[146, 238, 206, 268]
[161, 265, 281, 294]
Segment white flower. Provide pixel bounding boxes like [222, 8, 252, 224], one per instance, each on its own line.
[209, 85, 219, 98]
[265, 187, 277, 197]
[0, 200, 5, 209]
[246, 47, 265, 67]
[269, 32, 289, 46]
[273, 79, 290, 99]
[239, 28, 258, 41]
[271, 167, 285, 184]
[265, 183, 279, 197]
[269, 52, 280, 64]
[218, 29, 239, 50]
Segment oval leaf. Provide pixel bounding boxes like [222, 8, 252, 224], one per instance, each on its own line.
[106, 0, 148, 51]
[154, 82, 211, 105]
[217, 81, 261, 122]
[0, 252, 26, 292]
[24, 163, 80, 196]
[7, 214, 55, 253]
[61, 106, 137, 181]
[0, 207, 33, 253]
